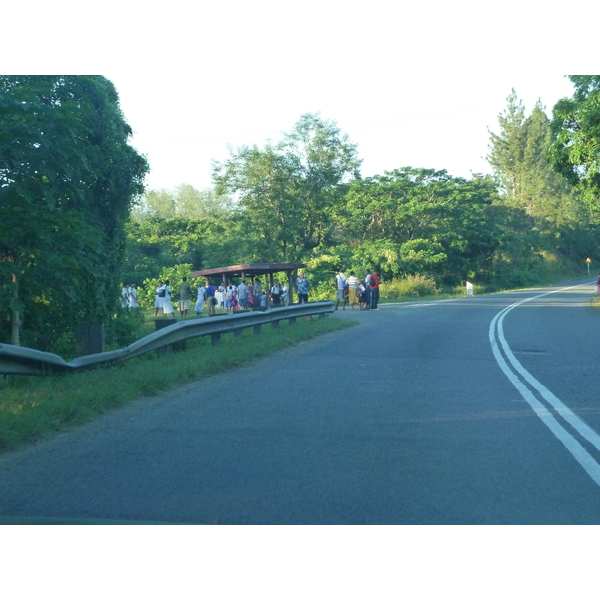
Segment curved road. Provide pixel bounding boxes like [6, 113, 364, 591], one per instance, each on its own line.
[1, 279, 600, 524]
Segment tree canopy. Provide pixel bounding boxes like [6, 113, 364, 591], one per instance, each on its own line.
[213, 113, 361, 263]
[0, 75, 148, 346]
[550, 76, 600, 211]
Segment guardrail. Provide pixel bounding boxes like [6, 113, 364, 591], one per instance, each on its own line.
[0, 301, 335, 377]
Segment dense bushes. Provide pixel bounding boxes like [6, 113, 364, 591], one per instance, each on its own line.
[380, 274, 439, 299]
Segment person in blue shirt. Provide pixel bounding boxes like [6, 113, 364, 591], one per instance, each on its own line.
[205, 279, 217, 315]
[296, 272, 310, 304]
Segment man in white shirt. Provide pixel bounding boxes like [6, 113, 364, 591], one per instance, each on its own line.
[335, 270, 347, 310]
[237, 280, 249, 310]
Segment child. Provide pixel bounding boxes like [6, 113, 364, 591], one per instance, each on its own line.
[225, 285, 234, 314]
[356, 283, 365, 310]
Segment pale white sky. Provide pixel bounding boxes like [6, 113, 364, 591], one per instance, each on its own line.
[4, 1, 596, 194]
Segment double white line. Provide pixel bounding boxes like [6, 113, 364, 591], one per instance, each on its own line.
[489, 284, 600, 486]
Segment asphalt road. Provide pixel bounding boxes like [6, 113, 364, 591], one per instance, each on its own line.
[2, 280, 600, 524]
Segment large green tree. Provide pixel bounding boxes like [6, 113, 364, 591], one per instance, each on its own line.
[488, 90, 583, 224]
[487, 88, 596, 280]
[213, 113, 361, 263]
[0, 76, 148, 347]
[550, 76, 600, 211]
[341, 168, 502, 285]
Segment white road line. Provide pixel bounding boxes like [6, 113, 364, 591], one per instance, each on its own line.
[489, 283, 600, 486]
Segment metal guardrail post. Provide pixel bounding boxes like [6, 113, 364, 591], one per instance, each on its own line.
[155, 319, 177, 356]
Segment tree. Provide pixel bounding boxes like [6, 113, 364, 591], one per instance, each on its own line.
[0, 76, 148, 347]
[487, 89, 527, 200]
[213, 113, 361, 263]
[489, 90, 582, 223]
[487, 88, 597, 280]
[550, 76, 600, 211]
[341, 168, 501, 284]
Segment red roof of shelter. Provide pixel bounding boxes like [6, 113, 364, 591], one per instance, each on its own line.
[190, 262, 306, 279]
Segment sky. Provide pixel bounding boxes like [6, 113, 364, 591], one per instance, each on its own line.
[5, 0, 596, 196]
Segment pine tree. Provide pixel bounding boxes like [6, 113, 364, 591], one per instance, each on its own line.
[487, 89, 526, 200]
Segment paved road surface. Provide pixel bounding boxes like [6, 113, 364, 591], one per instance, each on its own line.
[2, 280, 600, 524]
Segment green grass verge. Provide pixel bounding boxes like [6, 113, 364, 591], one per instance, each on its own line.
[0, 316, 355, 453]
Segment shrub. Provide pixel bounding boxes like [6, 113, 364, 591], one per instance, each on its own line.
[380, 274, 439, 299]
[105, 308, 147, 350]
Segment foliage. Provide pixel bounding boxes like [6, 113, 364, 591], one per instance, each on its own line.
[131, 184, 236, 222]
[380, 274, 439, 299]
[550, 76, 600, 212]
[0, 76, 149, 348]
[213, 113, 361, 262]
[105, 308, 147, 350]
[487, 89, 597, 284]
[342, 168, 502, 285]
[488, 89, 586, 225]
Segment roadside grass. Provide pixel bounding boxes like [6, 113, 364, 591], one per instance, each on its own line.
[0, 316, 355, 452]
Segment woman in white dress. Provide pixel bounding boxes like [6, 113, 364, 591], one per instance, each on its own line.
[154, 281, 165, 317]
[216, 284, 225, 309]
[162, 280, 174, 316]
[195, 284, 205, 315]
[127, 283, 139, 311]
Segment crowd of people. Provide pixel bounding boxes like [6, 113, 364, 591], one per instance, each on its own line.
[334, 269, 381, 311]
[149, 277, 292, 317]
[122, 268, 382, 317]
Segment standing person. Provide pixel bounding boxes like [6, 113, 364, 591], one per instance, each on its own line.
[178, 276, 192, 317]
[596, 273, 600, 294]
[370, 271, 381, 310]
[216, 284, 226, 309]
[270, 281, 281, 306]
[195, 282, 205, 316]
[296, 272, 310, 304]
[253, 279, 262, 309]
[259, 290, 268, 309]
[346, 271, 360, 309]
[162, 280, 174, 316]
[231, 293, 240, 311]
[225, 285, 234, 314]
[127, 283, 139, 311]
[335, 270, 347, 310]
[154, 281, 165, 317]
[281, 282, 289, 305]
[121, 285, 129, 309]
[356, 281, 366, 310]
[364, 269, 372, 310]
[237, 279, 249, 311]
[247, 280, 254, 309]
[205, 279, 216, 315]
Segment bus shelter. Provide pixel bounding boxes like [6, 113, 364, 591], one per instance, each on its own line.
[189, 262, 307, 306]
